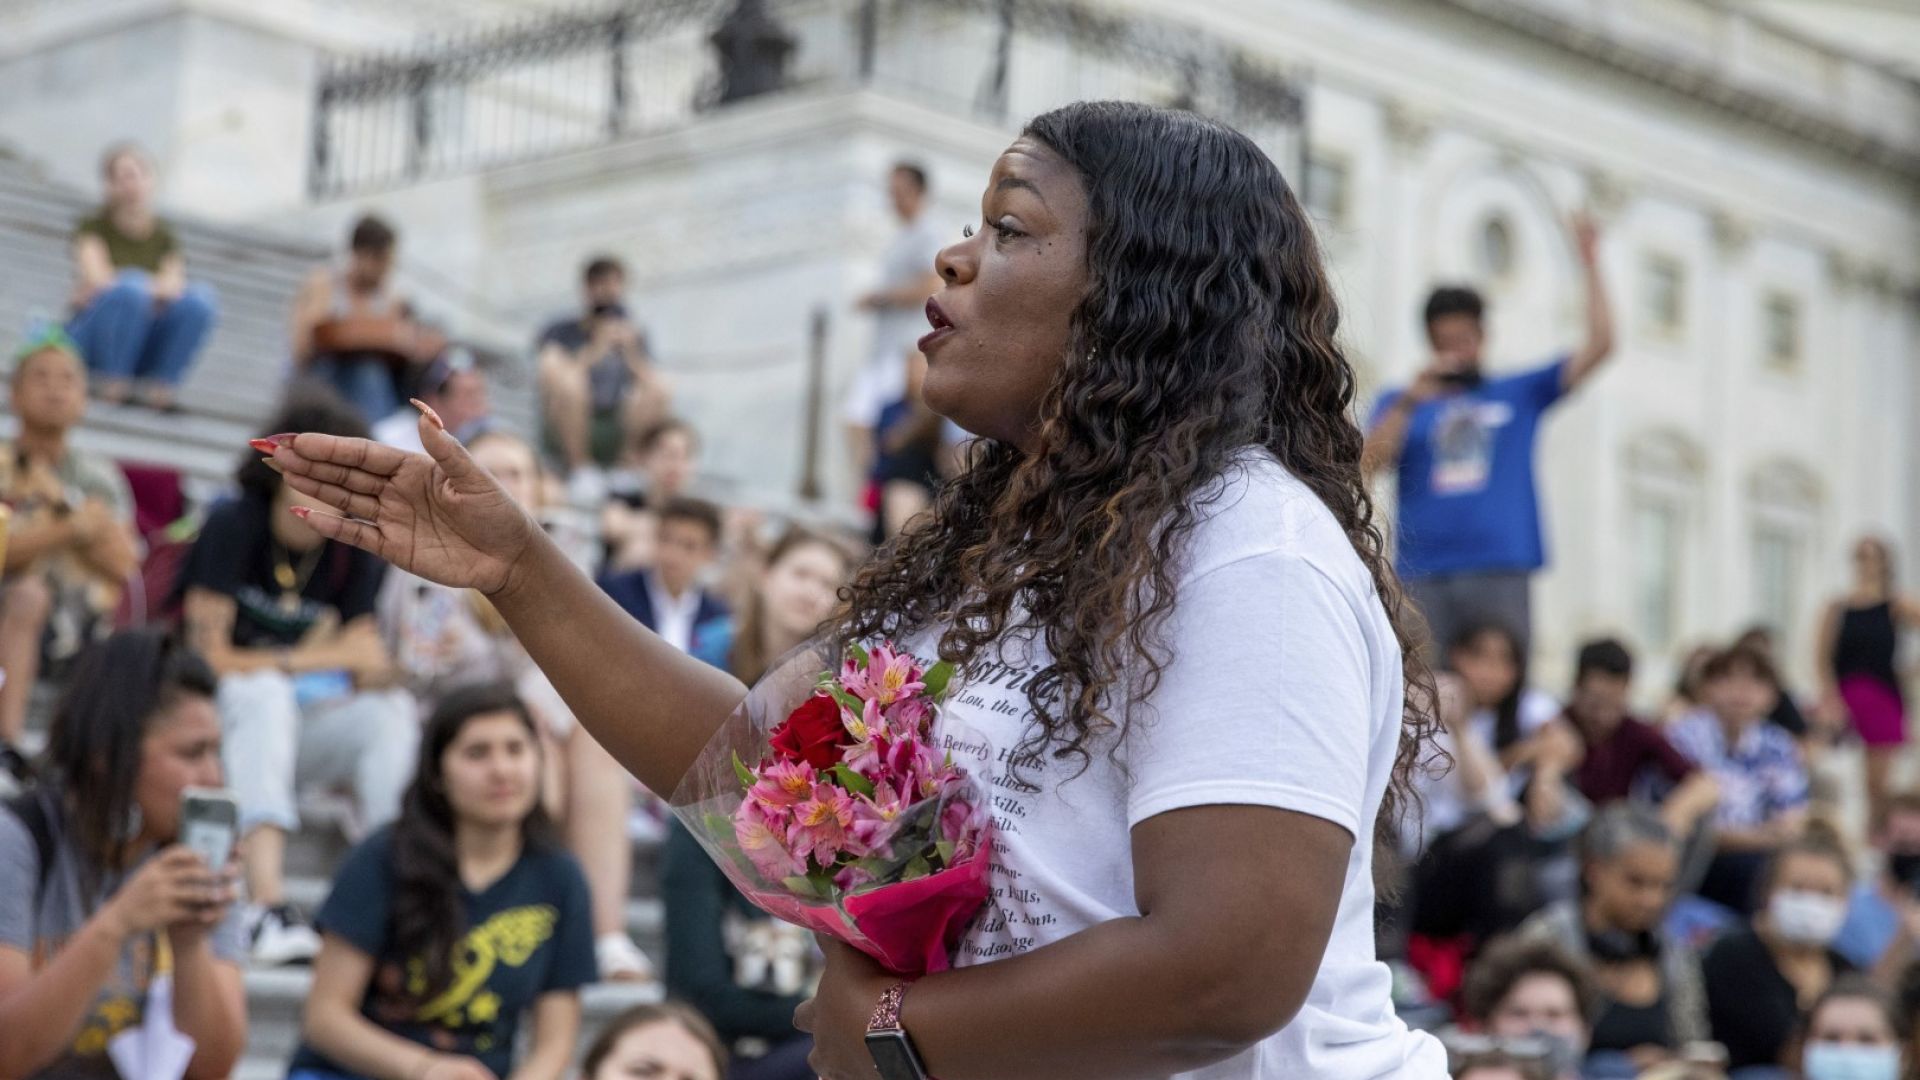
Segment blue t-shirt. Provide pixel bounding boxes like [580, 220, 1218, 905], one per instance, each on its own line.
[1835, 882, 1903, 971]
[1371, 358, 1567, 579]
[288, 828, 597, 1077]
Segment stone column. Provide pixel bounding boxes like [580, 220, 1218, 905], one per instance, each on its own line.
[1704, 208, 1754, 636]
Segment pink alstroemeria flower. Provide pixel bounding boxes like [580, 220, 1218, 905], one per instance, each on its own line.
[850, 779, 910, 857]
[833, 862, 877, 892]
[885, 734, 945, 799]
[788, 783, 858, 865]
[939, 794, 986, 852]
[844, 697, 884, 744]
[842, 643, 925, 707]
[885, 695, 932, 740]
[735, 801, 804, 881]
[747, 758, 817, 811]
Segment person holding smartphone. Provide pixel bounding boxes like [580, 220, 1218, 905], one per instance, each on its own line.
[0, 629, 247, 1080]
[534, 256, 670, 500]
[1360, 214, 1614, 658]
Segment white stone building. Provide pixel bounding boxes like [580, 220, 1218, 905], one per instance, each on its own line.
[0, 0, 1915, 696]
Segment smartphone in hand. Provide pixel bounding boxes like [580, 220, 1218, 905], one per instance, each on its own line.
[180, 787, 239, 871]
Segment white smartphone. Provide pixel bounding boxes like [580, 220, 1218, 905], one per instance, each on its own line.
[179, 787, 239, 871]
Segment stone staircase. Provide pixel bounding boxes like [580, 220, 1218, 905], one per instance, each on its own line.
[0, 154, 323, 491]
[0, 151, 661, 1075]
[0, 153, 536, 494]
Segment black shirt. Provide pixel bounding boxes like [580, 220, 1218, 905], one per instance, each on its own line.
[661, 822, 808, 1045]
[536, 316, 645, 414]
[1590, 991, 1673, 1053]
[178, 493, 386, 648]
[1835, 601, 1902, 697]
[288, 828, 597, 1077]
[1702, 927, 1853, 1069]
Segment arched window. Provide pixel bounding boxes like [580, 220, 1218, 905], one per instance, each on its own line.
[1479, 213, 1516, 279]
[1748, 461, 1823, 656]
[1626, 431, 1704, 652]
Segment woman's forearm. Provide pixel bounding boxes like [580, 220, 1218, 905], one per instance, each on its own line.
[0, 912, 129, 1076]
[507, 993, 581, 1080]
[1661, 774, 1719, 833]
[491, 530, 746, 795]
[5, 519, 78, 571]
[1360, 402, 1412, 477]
[903, 914, 1291, 1080]
[169, 939, 244, 1079]
[306, 1000, 438, 1080]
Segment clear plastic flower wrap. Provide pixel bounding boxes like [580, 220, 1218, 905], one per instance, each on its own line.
[668, 639, 994, 976]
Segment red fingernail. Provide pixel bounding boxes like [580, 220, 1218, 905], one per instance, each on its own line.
[288, 506, 312, 520]
[248, 438, 279, 454]
[409, 398, 446, 431]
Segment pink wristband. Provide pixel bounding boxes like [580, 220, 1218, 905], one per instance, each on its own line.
[868, 979, 911, 1031]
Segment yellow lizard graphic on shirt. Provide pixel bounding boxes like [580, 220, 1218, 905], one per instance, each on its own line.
[414, 905, 557, 1026]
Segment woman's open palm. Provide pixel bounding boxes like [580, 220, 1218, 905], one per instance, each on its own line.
[263, 406, 535, 595]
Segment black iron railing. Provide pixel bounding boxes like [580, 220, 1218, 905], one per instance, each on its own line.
[309, 0, 1305, 199]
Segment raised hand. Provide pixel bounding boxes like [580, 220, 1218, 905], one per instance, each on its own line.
[259, 402, 537, 596]
[1572, 209, 1600, 267]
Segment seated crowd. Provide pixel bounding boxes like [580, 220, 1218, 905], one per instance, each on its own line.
[0, 204, 867, 1077]
[1408, 615, 1920, 1079]
[5, 146, 1920, 1080]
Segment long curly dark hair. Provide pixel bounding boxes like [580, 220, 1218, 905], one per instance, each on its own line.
[390, 682, 556, 997]
[828, 101, 1436, 848]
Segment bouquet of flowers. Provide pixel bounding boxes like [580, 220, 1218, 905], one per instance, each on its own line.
[670, 641, 994, 976]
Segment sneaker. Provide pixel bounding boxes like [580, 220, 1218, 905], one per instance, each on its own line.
[247, 903, 321, 966]
[595, 932, 655, 982]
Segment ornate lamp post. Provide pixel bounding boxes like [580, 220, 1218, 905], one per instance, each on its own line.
[711, 0, 797, 104]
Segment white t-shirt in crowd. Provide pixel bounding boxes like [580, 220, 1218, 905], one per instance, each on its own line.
[1407, 687, 1561, 848]
[906, 450, 1447, 1079]
[842, 214, 947, 426]
[645, 571, 702, 655]
[1466, 688, 1561, 758]
[370, 409, 426, 456]
[868, 213, 946, 371]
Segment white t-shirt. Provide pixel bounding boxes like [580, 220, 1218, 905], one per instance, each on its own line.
[370, 410, 426, 456]
[1407, 687, 1561, 848]
[868, 214, 945, 370]
[645, 571, 702, 655]
[906, 451, 1447, 1079]
[1467, 688, 1561, 756]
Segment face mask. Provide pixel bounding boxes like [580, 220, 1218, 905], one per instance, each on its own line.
[1804, 1042, 1901, 1080]
[1770, 889, 1848, 946]
[1525, 1030, 1583, 1079]
[1887, 851, 1920, 889]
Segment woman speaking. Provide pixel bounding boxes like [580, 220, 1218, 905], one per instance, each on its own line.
[263, 100, 1448, 1079]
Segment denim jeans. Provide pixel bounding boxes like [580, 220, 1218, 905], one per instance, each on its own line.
[67, 270, 217, 387]
[1404, 568, 1533, 661]
[308, 354, 401, 423]
[217, 669, 418, 835]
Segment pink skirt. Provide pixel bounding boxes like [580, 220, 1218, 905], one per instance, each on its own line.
[1842, 674, 1908, 747]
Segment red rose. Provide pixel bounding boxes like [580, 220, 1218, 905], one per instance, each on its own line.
[769, 693, 849, 770]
